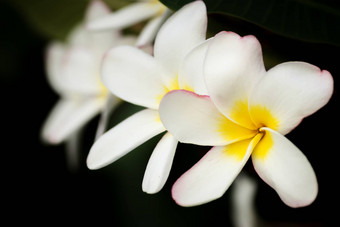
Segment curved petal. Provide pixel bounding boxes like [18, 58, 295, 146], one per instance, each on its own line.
[135, 9, 170, 47]
[61, 47, 103, 95]
[68, 0, 120, 51]
[41, 98, 105, 144]
[249, 62, 334, 135]
[87, 109, 165, 170]
[45, 42, 66, 95]
[67, 23, 119, 52]
[87, 2, 163, 31]
[85, 0, 111, 22]
[204, 31, 266, 129]
[154, 1, 207, 85]
[159, 90, 256, 146]
[101, 45, 167, 109]
[172, 135, 261, 207]
[142, 132, 178, 194]
[252, 128, 318, 208]
[178, 38, 211, 95]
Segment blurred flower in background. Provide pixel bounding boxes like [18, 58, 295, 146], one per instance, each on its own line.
[41, 0, 136, 168]
[87, 0, 169, 46]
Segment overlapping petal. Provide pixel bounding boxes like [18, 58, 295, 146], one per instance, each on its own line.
[142, 132, 178, 194]
[42, 0, 122, 146]
[136, 10, 170, 47]
[101, 45, 167, 109]
[252, 128, 318, 208]
[204, 31, 266, 129]
[87, 109, 165, 170]
[61, 47, 104, 96]
[249, 62, 334, 135]
[41, 98, 105, 144]
[172, 135, 262, 207]
[45, 42, 66, 95]
[154, 1, 207, 85]
[159, 90, 257, 146]
[87, 2, 163, 31]
[178, 39, 211, 95]
[85, 0, 111, 22]
[67, 23, 120, 53]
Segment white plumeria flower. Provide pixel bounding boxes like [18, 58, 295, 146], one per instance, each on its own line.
[87, 1, 209, 194]
[87, 0, 170, 46]
[41, 0, 136, 144]
[159, 31, 334, 207]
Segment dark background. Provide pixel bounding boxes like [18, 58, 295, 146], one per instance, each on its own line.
[2, 0, 339, 226]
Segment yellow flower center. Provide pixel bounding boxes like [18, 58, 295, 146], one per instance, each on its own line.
[252, 129, 273, 161]
[219, 99, 279, 160]
[156, 75, 194, 105]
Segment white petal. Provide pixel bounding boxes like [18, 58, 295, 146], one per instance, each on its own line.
[204, 31, 266, 129]
[252, 128, 318, 208]
[68, 3, 121, 55]
[45, 42, 66, 94]
[69, 0, 121, 49]
[172, 136, 261, 207]
[249, 62, 334, 135]
[101, 45, 167, 109]
[178, 38, 212, 95]
[67, 21, 120, 61]
[142, 132, 178, 194]
[61, 47, 103, 95]
[41, 98, 105, 144]
[159, 90, 256, 146]
[154, 1, 207, 84]
[136, 9, 170, 47]
[87, 2, 162, 31]
[85, 0, 111, 22]
[70, 25, 120, 55]
[87, 109, 165, 170]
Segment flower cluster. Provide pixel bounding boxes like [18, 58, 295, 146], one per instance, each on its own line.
[42, 0, 333, 209]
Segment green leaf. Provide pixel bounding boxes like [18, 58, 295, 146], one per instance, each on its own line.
[160, 0, 340, 46]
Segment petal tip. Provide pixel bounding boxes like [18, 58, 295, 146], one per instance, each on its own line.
[285, 181, 318, 208]
[186, 0, 206, 11]
[40, 129, 64, 145]
[142, 184, 161, 194]
[86, 153, 100, 170]
[86, 145, 105, 170]
[214, 31, 260, 46]
[320, 69, 334, 85]
[171, 183, 190, 207]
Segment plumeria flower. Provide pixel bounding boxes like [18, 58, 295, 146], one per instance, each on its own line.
[87, 1, 209, 194]
[87, 0, 170, 46]
[41, 0, 136, 144]
[159, 31, 334, 207]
